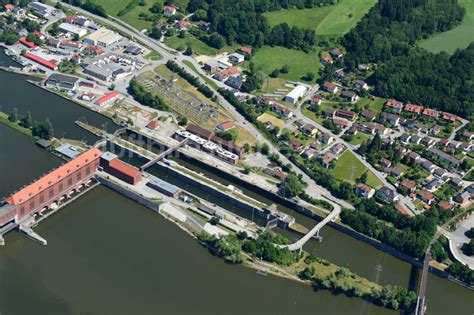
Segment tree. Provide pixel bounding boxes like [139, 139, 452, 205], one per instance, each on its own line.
[358, 171, 368, 184]
[139, 0, 146, 6]
[280, 64, 290, 74]
[207, 33, 225, 49]
[178, 116, 188, 126]
[304, 72, 315, 81]
[462, 239, 474, 256]
[150, 2, 161, 13]
[282, 173, 305, 198]
[178, 30, 186, 38]
[261, 143, 269, 155]
[8, 108, 18, 123]
[149, 27, 162, 40]
[20, 112, 33, 128]
[270, 69, 280, 78]
[183, 46, 193, 56]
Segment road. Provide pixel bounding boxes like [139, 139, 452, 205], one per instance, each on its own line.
[60, 2, 353, 209]
[293, 103, 417, 214]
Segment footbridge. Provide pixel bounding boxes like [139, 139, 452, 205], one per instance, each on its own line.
[140, 138, 189, 171]
[414, 251, 431, 315]
[279, 205, 341, 251]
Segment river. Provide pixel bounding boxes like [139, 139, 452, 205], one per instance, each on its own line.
[0, 55, 472, 314]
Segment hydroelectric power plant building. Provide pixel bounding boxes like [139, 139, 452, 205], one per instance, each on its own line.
[0, 148, 103, 242]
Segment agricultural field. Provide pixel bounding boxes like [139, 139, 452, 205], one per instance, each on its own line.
[330, 151, 382, 188]
[419, 0, 474, 54]
[251, 46, 321, 82]
[263, 0, 377, 37]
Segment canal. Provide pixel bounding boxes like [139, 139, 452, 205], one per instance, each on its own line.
[0, 60, 472, 314]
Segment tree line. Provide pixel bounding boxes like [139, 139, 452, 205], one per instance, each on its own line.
[165, 60, 215, 99]
[63, 0, 108, 18]
[8, 108, 54, 140]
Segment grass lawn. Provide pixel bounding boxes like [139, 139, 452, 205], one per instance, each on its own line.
[358, 97, 386, 114]
[263, 0, 377, 37]
[251, 46, 320, 82]
[331, 151, 382, 188]
[165, 35, 239, 56]
[182, 60, 219, 90]
[257, 113, 285, 128]
[347, 133, 370, 145]
[234, 126, 257, 147]
[419, 0, 474, 54]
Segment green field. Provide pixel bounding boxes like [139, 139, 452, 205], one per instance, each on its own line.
[347, 133, 370, 145]
[251, 46, 320, 81]
[419, 0, 474, 54]
[263, 0, 377, 36]
[89, 0, 189, 30]
[330, 151, 382, 188]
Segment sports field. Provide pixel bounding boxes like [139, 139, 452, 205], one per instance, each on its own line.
[263, 0, 377, 36]
[420, 0, 474, 54]
[251, 46, 320, 82]
[330, 151, 382, 188]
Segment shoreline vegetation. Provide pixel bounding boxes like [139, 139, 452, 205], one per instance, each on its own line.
[197, 230, 418, 312]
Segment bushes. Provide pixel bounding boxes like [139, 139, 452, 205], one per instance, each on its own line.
[117, 0, 141, 16]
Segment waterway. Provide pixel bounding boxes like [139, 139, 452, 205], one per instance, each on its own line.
[0, 57, 472, 314]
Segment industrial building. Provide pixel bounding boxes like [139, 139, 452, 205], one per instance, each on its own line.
[45, 73, 79, 91]
[23, 53, 58, 71]
[58, 22, 88, 38]
[94, 91, 121, 107]
[285, 85, 308, 105]
[27, 1, 54, 17]
[147, 177, 180, 198]
[0, 148, 102, 227]
[100, 152, 142, 185]
[84, 27, 121, 47]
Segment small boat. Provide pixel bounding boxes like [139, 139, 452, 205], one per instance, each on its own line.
[256, 270, 268, 276]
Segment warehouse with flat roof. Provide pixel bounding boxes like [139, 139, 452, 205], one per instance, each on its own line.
[147, 177, 180, 198]
[84, 27, 121, 47]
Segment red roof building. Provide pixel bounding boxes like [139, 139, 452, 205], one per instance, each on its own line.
[395, 204, 411, 216]
[385, 99, 404, 112]
[146, 120, 160, 130]
[216, 120, 235, 131]
[100, 155, 141, 185]
[23, 52, 58, 70]
[404, 104, 424, 114]
[19, 37, 37, 49]
[239, 46, 252, 54]
[95, 91, 120, 106]
[422, 108, 439, 119]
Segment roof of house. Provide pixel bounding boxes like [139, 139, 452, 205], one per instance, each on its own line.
[395, 204, 411, 216]
[187, 124, 213, 140]
[400, 179, 416, 190]
[19, 37, 37, 48]
[356, 183, 374, 193]
[386, 99, 403, 108]
[419, 189, 434, 201]
[438, 200, 454, 211]
[217, 120, 235, 130]
[404, 104, 424, 113]
[95, 91, 119, 105]
[362, 110, 375, 119]
[146, 120, 159, 129]
[24, 52, 58, 70]
[6, 148, 102, 205]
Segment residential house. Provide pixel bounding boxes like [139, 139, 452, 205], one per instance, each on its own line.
[373, 124, 388, 137]
[330, 48, 343, 59]
[356, 183, 375, 199]
[462, 130, 474, 140]
[320, 54, 333, 65]
[387, 167, 404, 178]
[323, 81, 338, 94]
[421, 137, 436, 148]
[318, 132, 334, 145]
[272, 103, 294, 119]
[379, 158, 392, 168]
[146, 120, 160, 130]
[442, 112, 458, 124]
[400, 179, 416, 193]
[410, 135, 422, 145]
[354, 80, 369, 91]
[289, 140, 304, 153]
[163, 5, 177, 16]
[361, 110, 376, 121]
[450, 177, 463, 187]
[454, 191, 471, 205]
[438, 138, 450, 147]
[341, 90, 359, 103]
[347, 124, 358, 135]
[329, 143, 345, 156]
[301, 148, 316, 160]
[423, 108, 439, 119]
[319, 154, 335, 168]
[422, 160, 436, 173]
[225, 76, 244, 90]
[427, 147, 461, 168]
[405, 120, 423, 130]
[395, 204, 411, 216]
[239, 46, 252, 55]
[433, 168, 449, 180]
[216, 120, 235, 131]
[399, 133, 412, 143]
[214, 66, 239, 81]
[301, 123, 318, 137]
[198, 20, 211, 31]
[438, 200, 454, 211]
[203, 59, 220, 73]
[429, 124, 441, 135]
[333, 118, 350, 128]
[376, 187, 399, 203]
[175, 20, 191, 30]
[381, 112, 400, 126]
[385, 99, 403, 113]
[323, 108, 336, 118]
[404, 104, 424, 115]
[309, 97, 322, 106]
[336, 109, 357, 121]
[408, 152, 421, 163]
[418, 189, 435, 205]
[425, 179, 442, 192]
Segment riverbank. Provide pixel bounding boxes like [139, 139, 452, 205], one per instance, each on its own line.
[0, 112, 32, 137]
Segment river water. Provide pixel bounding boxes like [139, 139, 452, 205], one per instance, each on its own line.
[0, 54, 472, 314]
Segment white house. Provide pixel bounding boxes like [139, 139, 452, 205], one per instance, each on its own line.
[228, 53, 245, 64]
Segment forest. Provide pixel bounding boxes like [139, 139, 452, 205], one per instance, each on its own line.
[186, 0, 317, 50]
[342, 0, 472, 117]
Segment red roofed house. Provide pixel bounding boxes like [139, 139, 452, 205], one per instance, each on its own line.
[215, 66, 239, 81]
[100, 153, 142, 185]
[239, 46, 252, 55]
[94, 91, 121, 106]
[395, 204, 411, 216]
[385, 99, 403, 113]
[146, 120, 160, 130]
[175, 19, 191, 30]
[3, 4, 16, 12]
[323, 81, 338, 94]
[309, 97, 322, 106]
[400, 179, 416, 193]
[320, 54, 333, 65]
[438, 200, 454, 211]
[216, 120, 235, 131]
[23, 53, 58, 70]
[404, 104, 424, 115]
[422, 108, 439, 119]
[19, 37, 37, 49]
[84, 45, 105, 56]
[355, 183, 375, 199]
[1, 148, 102, 226]
[442, 112, 459, 124]
[163, 5, 177, 16]
[418, 189, 435, 205]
